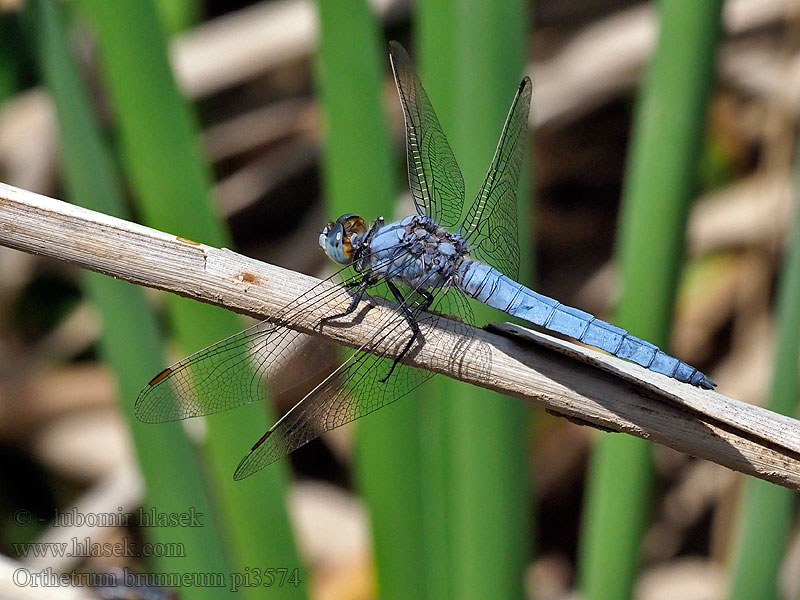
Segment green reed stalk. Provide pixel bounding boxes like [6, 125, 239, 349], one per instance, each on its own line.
[76, 1, 305, 597]
[727, 157, 800, 600]
[578, 2, 723, 599]
[417, 1, 531, 598]
[25, 3, 229, 597]
[315, 2, 430, 598]
[153, 0, 201, 34]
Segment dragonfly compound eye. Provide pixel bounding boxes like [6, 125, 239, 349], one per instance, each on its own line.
[322, 222, 354, 265]
[320, 214, 368, 265]
[319, 222, 335, 252]
[336, 214, 367, 236]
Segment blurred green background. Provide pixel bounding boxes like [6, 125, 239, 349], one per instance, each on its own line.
[0, 0, 798, 599]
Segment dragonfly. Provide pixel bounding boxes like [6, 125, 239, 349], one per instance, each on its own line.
[136, 42, 715, 479]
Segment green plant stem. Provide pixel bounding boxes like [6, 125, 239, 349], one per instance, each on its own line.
[314, 2, 429, 598]
[418, 1, 531, 599]
[25, 3, 229, 596]
[578, 2, 723, 599]
[75, 1, 305, 597]
[153, 0, 201, 34]
[727, 154, 800, 600]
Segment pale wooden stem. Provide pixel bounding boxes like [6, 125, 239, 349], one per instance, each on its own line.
[1, 181, 799, 489]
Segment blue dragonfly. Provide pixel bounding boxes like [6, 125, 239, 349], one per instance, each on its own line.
[137, 42, 714, 479]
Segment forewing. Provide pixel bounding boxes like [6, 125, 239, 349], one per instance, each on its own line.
[459, 77, 532, 280]
[389, 41, 465, 228]
[134, 271, 363, 425]
[136, 245, 489, 478]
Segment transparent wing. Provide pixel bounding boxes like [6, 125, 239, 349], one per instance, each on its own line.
[233, 285, 480, 479]
[135, 266, 365, 424]
[135, 253, 486, 478]
[389, 41, 465, 228]
[135, 252, 417, 424]
[459, 77, 532, 280]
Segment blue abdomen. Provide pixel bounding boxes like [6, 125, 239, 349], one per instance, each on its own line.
[456, 260, 714, 389]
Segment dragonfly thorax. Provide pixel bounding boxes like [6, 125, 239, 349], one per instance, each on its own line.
[363, 214, 469, 289]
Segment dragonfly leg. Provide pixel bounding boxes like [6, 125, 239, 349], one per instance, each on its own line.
[342, 277, 380, 304]
[379, 281, 433, 383]
[321, 276, 373, 324]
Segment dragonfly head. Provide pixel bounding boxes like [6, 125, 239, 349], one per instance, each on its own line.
[319, 214, 367, 265]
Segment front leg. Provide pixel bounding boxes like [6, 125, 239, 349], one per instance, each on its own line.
[321, 276, 373, 325]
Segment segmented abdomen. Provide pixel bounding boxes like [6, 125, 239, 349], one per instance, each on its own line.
[457, 260, 714, 389]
